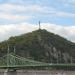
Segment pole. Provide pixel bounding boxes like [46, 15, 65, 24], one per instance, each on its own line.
[39, 21, 41, 30]
[7, 45, 10, 67]
[14, 46, 16, 66]
[57, 52, 58, 64]
[71, 56, 72, 64]
[14, 46, 16, 55]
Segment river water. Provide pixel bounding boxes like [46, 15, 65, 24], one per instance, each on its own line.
[0, 69, 75, 75]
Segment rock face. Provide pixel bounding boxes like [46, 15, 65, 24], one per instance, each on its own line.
[0, 29, 75, 63]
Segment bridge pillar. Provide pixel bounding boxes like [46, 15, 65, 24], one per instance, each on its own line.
[4, 69, 17, 75]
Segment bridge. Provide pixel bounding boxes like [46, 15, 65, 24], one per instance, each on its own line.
[0, 49, 75, 75]
[0, 46, 75, 70]
[0, 52, 50, 69]
[0, 51, 75, 70]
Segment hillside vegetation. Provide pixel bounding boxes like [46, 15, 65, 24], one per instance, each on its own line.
[0, 29, 75, 63]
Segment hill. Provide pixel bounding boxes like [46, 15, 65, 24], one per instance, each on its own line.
[0, 29, 75, 63]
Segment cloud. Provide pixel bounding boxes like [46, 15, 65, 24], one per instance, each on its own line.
[41, 23, 75, 42]
[58, 0, 75, 7]
[0, 23, 38, 41]
[0, 22, 75, 42]
[53, 11, 75, 17]
[0, 12, 32, 21]
[0, 3, 75, 19]
[0, 4, 48, 13]
[6, 0, 25, 4]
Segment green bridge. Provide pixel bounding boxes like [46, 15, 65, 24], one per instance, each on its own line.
[0, 52, 49, 69]
[0, 51, 75, 70]
[0, 46, 74, 70]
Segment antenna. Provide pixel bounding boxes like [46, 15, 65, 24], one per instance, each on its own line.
[39, 21, 41, 30]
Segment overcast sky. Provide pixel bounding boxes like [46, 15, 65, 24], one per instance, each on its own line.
[0, 0, 75, 42]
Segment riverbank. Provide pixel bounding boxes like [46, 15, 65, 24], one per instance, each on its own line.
[0, 69, 75, 75]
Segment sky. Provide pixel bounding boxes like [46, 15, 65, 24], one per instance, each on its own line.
[0, 0, 75, 42]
